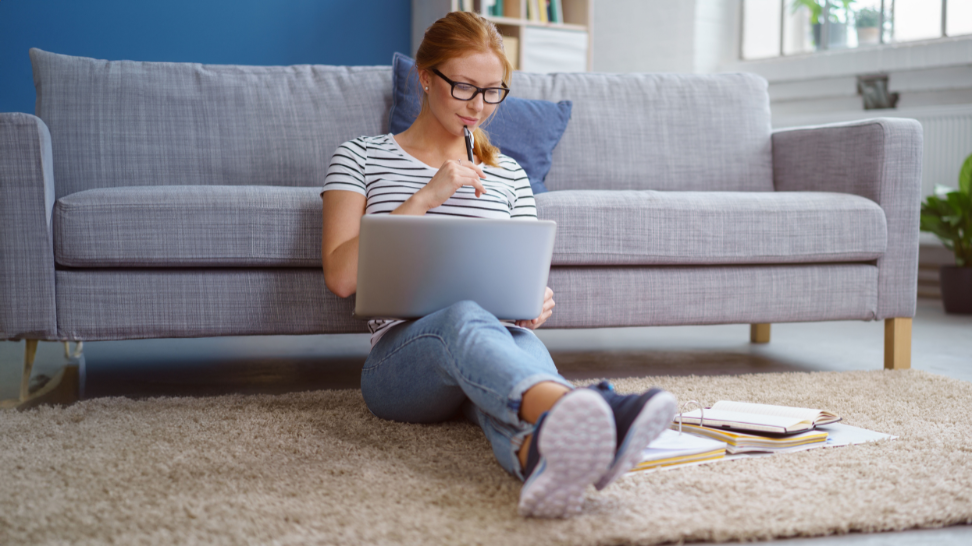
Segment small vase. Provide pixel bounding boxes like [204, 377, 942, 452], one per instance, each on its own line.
[939, 265, 972, 314]
[857, 27, 879, 45]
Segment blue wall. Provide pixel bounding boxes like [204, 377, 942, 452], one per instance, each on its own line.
[0, 0, 411, 113]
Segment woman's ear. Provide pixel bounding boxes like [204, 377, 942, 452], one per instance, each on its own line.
[418, 69, 431, 93]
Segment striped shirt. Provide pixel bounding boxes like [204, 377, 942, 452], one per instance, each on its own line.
[321, 133, 538, 346]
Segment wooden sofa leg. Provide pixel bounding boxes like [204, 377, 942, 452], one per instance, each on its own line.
[884, 318, 912, 370]
[1, 340, 40, 409]
[20, 339, 39, 401]
[750, 323, 771, 344]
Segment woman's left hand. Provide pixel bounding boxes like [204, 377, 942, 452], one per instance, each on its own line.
[516, 287, 555, 330]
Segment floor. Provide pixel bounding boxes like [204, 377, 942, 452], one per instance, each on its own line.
[2, 298, 971, 545]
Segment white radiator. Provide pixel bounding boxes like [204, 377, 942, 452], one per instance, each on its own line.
[914, 105, 972, 197]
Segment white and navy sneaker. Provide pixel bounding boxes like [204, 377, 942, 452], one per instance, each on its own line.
[588, 381, 678, 491]
[517, 388, 616, 519]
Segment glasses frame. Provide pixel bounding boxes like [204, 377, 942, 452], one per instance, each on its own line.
[430, 68, 510, 104]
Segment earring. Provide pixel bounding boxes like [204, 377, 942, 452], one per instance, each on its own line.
[425, 87, 429, 91]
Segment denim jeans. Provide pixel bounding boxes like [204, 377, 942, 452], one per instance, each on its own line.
[360, 300, 574, 480]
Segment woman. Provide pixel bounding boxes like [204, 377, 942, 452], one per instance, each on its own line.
[320, 11, 676, 518]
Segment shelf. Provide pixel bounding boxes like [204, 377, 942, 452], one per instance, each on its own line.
[484, 15, 587, 32]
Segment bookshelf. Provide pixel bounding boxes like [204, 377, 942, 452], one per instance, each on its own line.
[411, 0, 593, 73]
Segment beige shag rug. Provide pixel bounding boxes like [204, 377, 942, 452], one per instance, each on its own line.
[1, 369, 971, 545]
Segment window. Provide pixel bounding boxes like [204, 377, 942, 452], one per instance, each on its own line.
[742, 0, 972, 60]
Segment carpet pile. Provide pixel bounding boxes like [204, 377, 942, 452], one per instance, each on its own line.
[1, 369, 971, 544]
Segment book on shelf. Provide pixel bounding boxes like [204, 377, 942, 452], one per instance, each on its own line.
[550, 0, 563, 23]
[634, 428, 726, 471]
[676, 423, 829, 454]
[501, 35, 519, 70]
[527, 0, 542, 22]
[679, 401, 841, 435]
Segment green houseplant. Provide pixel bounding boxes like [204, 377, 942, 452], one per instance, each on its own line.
[920, 152, 972, 313]
[791, 0, 856, 48]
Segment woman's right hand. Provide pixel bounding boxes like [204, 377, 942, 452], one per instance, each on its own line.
[412, 159, 487, 212]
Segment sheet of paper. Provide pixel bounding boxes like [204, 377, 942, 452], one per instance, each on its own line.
[817, 422, 897, 447]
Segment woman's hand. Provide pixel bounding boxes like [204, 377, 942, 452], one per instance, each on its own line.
[516, 287, 555, 330]
[410, 159, 487, 212]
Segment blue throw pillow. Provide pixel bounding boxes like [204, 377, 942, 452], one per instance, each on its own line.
[389, 52, 571, 194]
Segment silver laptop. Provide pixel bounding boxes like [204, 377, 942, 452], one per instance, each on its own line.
[355, 215, 557, 320]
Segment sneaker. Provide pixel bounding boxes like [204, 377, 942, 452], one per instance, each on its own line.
[518, 388, 616, 519]
[588, 381, 678, 491]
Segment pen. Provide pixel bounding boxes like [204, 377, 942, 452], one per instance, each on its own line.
[463, 126, 474, 163]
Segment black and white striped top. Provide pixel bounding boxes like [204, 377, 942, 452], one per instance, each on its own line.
[321, 133, 537, 346]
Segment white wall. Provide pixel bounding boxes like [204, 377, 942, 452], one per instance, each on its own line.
[592, 0, 697, 73]
[591, 0, 739, 74]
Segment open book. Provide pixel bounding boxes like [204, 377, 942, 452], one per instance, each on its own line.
[679, 401, 841, 435]
[676, 424, 829, 454]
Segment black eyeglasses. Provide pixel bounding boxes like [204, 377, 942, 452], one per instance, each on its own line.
[431, 68, 510, 104]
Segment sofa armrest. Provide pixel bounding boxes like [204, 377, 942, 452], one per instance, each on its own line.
[772, 118, 923, 320]
[0, 113, 58, 340]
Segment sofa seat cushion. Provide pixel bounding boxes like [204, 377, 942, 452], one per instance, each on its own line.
[54, 186, 323, 268]
[55, 186, 887, 269]
[538, 190, 887, 266]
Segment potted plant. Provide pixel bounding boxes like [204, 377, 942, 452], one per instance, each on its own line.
[791, 0, 855, 49]
[855, 7, 880, 45]
[920, 152, 972, 314]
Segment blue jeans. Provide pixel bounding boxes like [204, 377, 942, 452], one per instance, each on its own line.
[360, 300, 574, 480]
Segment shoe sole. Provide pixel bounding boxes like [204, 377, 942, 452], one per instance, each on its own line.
[518, 389, 616, 519]
[594, 390, 677, 490]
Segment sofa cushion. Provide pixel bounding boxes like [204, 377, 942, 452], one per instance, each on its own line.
[31, 48, 393, 200]
[54, 187, 886, 269]
[537, 190, 887, 265]
[54, 186, 323, 268]
[510, 71, 774, 193]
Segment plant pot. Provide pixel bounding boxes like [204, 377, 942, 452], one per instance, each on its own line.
[940, 266, 972, 314]
[857, 26, 879, 45]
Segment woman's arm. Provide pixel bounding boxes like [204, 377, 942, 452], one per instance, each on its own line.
[320, 187, 442, 298]
[321, 190, 366, 298]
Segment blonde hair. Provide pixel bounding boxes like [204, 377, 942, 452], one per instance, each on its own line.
[415, 11, 513, 167]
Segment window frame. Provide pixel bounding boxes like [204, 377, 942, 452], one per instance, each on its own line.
[741, 0, 960, 60]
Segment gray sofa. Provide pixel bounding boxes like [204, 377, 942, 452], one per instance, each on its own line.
[1, 49, 921, 375]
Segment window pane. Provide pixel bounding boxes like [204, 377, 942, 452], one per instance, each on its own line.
[947, 0, 972, 36]
[892, 0, 943, 42]
[743, 0, 782, 59]
[783, 0, 819, 54]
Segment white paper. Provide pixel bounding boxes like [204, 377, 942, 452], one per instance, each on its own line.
[640, 428, 727, 461]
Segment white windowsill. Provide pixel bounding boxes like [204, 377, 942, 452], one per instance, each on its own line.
[722, 35, 972, 83]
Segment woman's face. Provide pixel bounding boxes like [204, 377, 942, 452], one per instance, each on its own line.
[421, 51, 505, 137]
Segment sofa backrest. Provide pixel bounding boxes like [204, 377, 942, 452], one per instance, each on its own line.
[510, 71, 774, 192]
[32, 49, 774, 199]
[31, 48, 393, 200]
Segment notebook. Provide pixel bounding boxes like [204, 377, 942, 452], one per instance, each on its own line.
[679, 401, 841, 435]
[355, 215, 557, 320]
[633, 429, 727, 471]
